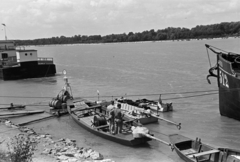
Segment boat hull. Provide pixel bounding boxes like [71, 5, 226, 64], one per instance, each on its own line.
[0, 64, 56, 80]
[217, 55, 240, 120]
[123, 113, 158, 125]
[70, 114, 150, 146]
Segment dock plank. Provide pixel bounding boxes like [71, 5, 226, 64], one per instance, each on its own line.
[0, 110, 44, 116]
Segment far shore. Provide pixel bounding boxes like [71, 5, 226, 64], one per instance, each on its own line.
[18, 36, 240, 48]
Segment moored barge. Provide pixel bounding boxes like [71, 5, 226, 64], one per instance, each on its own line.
[206, 44, 240, 121]
[0, 40, 56, 80]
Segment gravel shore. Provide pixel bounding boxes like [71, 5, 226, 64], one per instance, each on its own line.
[0, 119, 114, 162]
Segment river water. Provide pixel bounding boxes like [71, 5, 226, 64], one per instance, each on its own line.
[0, 38, 240, 162]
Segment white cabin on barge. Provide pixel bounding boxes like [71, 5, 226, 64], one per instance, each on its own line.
[0, 40, 56, 80]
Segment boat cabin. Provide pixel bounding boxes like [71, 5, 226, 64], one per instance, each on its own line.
[16, 50, 38, 62]
[0, 40, 53, 67]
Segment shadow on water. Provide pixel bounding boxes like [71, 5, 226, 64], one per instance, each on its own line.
[9, 72, 65, 85]
[132, 142, 151, 148]
[16, 76, 58, 84]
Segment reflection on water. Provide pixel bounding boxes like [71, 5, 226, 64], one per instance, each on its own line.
[1, 38, 240, 161]
[18, 76, 58, 84]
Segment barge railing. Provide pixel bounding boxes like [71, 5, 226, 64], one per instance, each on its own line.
[38, 57, 54, 64]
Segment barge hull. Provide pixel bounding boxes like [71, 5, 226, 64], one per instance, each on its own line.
[218, 54, 240, 120]
[0, 64, 56, 80]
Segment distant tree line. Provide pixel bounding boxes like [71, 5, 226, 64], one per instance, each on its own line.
[15, 21, 240, 46]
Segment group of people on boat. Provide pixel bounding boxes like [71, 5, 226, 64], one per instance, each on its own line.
[107, 100, 125, 135]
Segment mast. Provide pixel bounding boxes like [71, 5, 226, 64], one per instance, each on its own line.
[63, 70, 73, 98]
[2, 23, 7, 40]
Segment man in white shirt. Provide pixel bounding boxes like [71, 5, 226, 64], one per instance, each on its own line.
[107, 101, 115, 134]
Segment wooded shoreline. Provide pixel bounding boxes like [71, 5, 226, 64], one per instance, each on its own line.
[15, 21, 240, 46]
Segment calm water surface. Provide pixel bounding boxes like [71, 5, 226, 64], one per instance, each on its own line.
[0, 38, 240, 162]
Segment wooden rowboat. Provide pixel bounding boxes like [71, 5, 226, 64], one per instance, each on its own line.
[67, 99, 153, 146]
[169, 134, 219, 162]
[0, 104, 25, 110]
[169, 134, 240, 162]
[62, 71, 174, 147]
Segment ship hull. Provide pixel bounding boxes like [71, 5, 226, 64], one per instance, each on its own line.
[217, 55, 240, 120]
[0, 64, 56, 80]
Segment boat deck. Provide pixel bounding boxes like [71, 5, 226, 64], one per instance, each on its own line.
[78, 115, 135, 140]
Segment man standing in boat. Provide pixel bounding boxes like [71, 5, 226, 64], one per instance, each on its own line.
[107, 101, 115, 134]
[107, 101, 115, 115]
[113, 103, 124, 134]
[157, 94, 163, 116]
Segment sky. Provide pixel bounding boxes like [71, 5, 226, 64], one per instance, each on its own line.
[0, 0, 240, 40]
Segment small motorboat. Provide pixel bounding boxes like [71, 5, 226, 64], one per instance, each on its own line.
[0, 104, 25, 110]
[115, 99, 159, 125]
[136, 96, 173, 113]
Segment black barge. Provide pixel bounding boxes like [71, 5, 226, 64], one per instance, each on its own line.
[0, 40, 56, 80]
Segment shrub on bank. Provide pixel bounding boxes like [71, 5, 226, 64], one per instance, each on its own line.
[0, 134, 38, 162]
[0, 150, 8, 162]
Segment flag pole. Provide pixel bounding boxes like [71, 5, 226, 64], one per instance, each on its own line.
[97, 90, 99, 101]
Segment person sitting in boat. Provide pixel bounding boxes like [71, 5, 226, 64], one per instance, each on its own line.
[143, 108, 151, 117]
[130, 110, 137, 116]
[113, 103, 124, 134]
[140, 107, 151, 117]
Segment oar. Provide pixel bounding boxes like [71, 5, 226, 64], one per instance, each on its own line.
[151, 114, 181, 130]
[141, 133, 174, 150]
